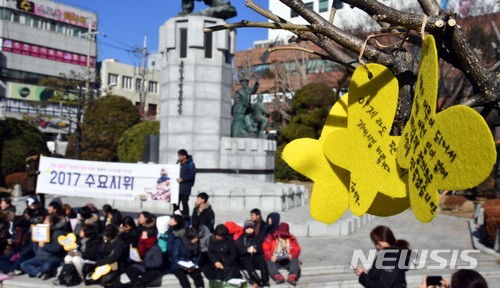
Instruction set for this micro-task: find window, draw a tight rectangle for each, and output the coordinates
[136,79,142,91]
[148,81,158,93]
[204,21,214,59]
[204,31,213,58]
[122,76,132,89]
[319,0,329,12]
[148,104,157,116]
[180,28,187,58]
[108,74,118,86]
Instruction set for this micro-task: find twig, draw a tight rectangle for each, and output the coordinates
[268,46,356,71]
[204,21,314,33]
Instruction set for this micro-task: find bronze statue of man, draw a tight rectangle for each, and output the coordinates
[180,0,236,20]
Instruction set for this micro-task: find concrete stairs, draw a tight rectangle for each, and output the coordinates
[3,260,500,288]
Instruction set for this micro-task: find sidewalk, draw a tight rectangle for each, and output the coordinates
[3,195,499,287]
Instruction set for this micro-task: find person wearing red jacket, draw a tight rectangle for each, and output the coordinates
[262,222,301,286]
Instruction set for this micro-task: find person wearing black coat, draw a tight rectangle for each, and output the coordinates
[264,212,280,237]
[174,149,196,216]
[191,192,215,233]
[85,225,124,286]
[171,227,205,288]
[123,229,163,287]
[236,220,269,287]
[355,226,409,288]
[202,224,239,282]
[250,209,267,242]
[63,223,100,279]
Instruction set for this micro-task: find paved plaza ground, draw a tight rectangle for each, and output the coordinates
[1,195,499,287]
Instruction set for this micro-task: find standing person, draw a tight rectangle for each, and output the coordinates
[355,225,410,288]
[175,149,196,217]
[191,192,215,233]
[25,150,44,207]
[236,220,269,287]
[202,224,239,282]
[263,222,301,286]
[250,209,267,241]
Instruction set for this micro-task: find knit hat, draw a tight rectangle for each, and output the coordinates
[277,222,290,237]
[243,220,255,230]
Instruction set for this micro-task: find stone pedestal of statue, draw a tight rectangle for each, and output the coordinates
[158,15,276,181]
[157,15,306,211]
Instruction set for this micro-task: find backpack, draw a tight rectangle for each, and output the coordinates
[57,263,81,286]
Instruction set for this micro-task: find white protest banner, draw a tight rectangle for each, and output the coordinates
[37,156,180,203]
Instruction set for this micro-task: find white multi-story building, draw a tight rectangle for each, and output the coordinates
[267,0,499,42]
[0,0,98,137]
[100,58,160,120]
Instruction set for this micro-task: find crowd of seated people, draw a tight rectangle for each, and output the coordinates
[0,193,304,288]
[0,192,493,288]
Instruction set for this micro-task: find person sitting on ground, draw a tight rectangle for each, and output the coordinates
[118,216,139,269]
[171,227,205,288]
[236,220,269,287]
[155,215,170,270]
[85,225,123,286]
[138,211,158,237]
[191,223,212,268]
[0,219,33,275]
[191,192,215,233]
[47,201,69,232]
[355,225,410,288]
[420,269,488,288]
[250,208,267,242]
[22,196,47,225]
[20,214,65,280]
[263,222,301,286]
[102,204,123,229]
[73,206,99,236]
[122,229,163,287]
[165,214,185,272]
[202,224,240,282]
[0,198,16,221]
[62,204,77,219]
[264,212,280,237]
[62,223,100,280]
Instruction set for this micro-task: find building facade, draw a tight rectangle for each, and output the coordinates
[0,0,98,139]
[268,0,499,42]
[99,58,160,120]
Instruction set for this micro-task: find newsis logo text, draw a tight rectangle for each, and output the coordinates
[350,249,480,270]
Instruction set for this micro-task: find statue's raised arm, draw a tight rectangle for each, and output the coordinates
[180,0,237,20]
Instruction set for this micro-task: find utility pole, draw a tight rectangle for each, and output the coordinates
[138,34,148,117]
[75,19,98,159]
